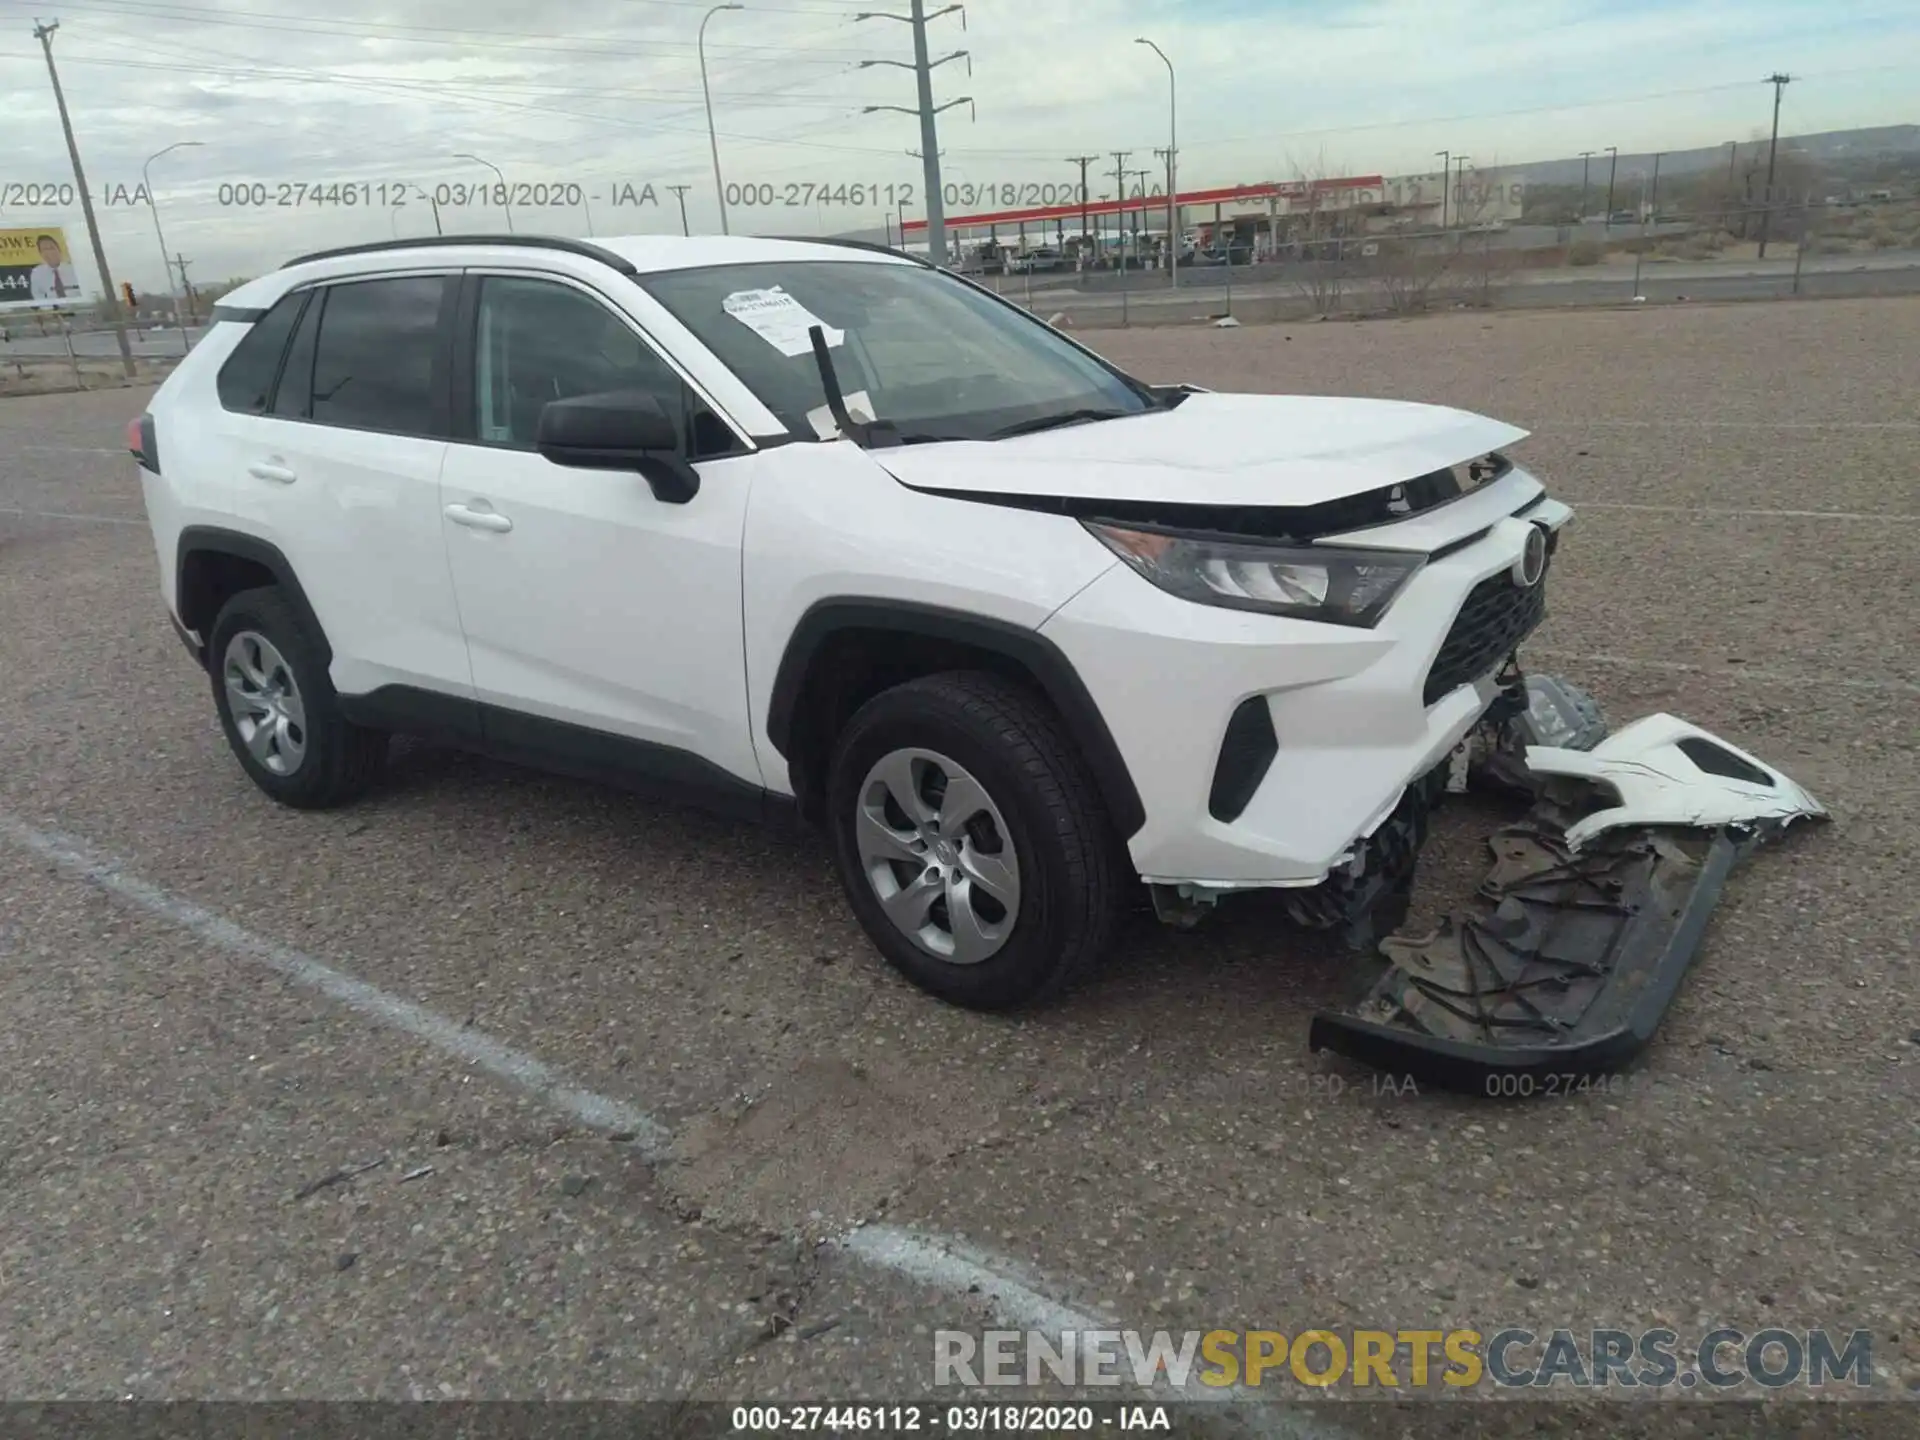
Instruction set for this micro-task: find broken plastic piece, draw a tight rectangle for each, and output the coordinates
[1526,712,1826,850]
[1308,716,1828,1093]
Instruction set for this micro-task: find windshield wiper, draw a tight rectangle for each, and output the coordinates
[985,408,1136,441]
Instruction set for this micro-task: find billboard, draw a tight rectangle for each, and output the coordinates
[0,226,92,312]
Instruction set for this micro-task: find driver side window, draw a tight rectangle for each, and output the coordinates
[472,276,735,457]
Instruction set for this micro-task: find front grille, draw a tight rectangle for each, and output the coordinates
[1423,567,1548,706]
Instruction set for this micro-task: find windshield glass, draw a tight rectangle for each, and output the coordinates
[635,258,1155,442]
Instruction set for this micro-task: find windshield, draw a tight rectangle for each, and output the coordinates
[635,258,1157,443]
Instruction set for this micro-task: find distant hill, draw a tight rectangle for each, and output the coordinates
[1499,126,1920,185]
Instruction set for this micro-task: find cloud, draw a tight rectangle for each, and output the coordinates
[0,0,1912,286]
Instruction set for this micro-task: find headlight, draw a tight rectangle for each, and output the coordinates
[1083,521,1424,628]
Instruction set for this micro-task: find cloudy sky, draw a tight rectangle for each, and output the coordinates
[4,0,1916,292]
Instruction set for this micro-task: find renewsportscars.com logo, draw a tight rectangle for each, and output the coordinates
[934,1327,1878,1391]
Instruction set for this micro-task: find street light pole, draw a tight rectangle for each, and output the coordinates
[1603,145,1619,227]
[1578,150,1595,223]
[1136,37,1176,288]
[700,4,746,235]
[1435,150,1449,228]
[1454,154,1471,224]
[455,152,512,232]
[143,140,202,352]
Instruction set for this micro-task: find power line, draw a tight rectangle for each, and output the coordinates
[0,0,886,62]
[8,41,917,160]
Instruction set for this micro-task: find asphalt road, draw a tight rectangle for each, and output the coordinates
[2,298,1917,1431]
[994,252,1920,322]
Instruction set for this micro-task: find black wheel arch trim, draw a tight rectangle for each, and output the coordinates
[175,526,331,669]
[765,598,1146,839]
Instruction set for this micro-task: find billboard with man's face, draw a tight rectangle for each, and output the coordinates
[0,227,91,311]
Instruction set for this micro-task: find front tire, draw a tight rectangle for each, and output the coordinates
[208,586,387,810]
[825,671,1122,1010]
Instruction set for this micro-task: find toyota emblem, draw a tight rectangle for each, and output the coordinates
[1513,525,1548,589]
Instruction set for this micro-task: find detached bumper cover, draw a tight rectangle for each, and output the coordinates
[1308,714,1827,1093]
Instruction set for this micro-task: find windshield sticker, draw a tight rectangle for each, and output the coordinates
[722,286,844,357]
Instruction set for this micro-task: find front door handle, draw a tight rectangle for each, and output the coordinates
[445,503,513,533]
[248,461,296,484]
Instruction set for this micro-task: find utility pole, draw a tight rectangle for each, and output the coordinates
[1153,149,1175,260]
[1067,155,1098,265]
[1758,72,1793,258]
[1128,167,1151,264]
[1603,145,1619,226]
[1110,150,1130,266]
[1435,150,1450,228]
[33,19,134,378]
[173,252,196,325]
[856,2,971,267]
[667,183,692,236]
[1578,150,1595,224]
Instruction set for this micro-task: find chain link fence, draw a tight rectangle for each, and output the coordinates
[963,196,1920,330]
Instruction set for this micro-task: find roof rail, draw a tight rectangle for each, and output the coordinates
[279,233,639,275]
[766,235,933,268]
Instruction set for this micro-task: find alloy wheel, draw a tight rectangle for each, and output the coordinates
[854,747,1022,964]
[223,630,307,776]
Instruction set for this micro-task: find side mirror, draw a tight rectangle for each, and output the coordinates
[535,390,700,504]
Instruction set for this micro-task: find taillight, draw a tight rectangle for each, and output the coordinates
[127,413,159,473]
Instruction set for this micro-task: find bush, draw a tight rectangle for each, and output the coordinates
[1868,223,1901,249]
[1567,239,1604,266]
[1812,236,1854,255]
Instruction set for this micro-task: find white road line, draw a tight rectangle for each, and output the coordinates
[1562,501,1914,522]
[0,810,1349,1436]
[1556,419,1920,431]
[840,1227,1330,1431]
[12,444,126,456]
[1533,650,1920,696]
[0,506,144,527]
[0,813,673,1159]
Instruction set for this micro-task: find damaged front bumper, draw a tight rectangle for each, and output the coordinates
[1306,696,1828,1093]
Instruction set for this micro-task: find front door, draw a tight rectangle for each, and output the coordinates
[436,271,765,791]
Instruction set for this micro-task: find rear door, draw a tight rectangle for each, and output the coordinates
[225,271,476,705]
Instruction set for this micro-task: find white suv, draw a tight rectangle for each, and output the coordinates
[133,233,1570,1011]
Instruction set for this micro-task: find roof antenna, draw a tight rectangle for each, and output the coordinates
[807,323,895,447]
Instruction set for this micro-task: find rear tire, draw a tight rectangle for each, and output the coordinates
[208,586,387,810]
[825,671,1122,1010]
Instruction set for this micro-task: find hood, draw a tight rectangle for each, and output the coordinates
[871,392,1529,509]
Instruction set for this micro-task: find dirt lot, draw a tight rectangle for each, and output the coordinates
[1,296,1915,1432]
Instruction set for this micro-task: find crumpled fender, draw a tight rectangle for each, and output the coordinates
[1525,713,1828,850]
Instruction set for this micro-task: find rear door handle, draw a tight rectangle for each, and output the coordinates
[445,503,513,533]
[248,461,296,484]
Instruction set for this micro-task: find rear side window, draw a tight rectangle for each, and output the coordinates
[309,275,449,437]
[214,292,305,414]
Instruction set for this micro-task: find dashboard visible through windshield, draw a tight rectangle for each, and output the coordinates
[635,257,1164,443]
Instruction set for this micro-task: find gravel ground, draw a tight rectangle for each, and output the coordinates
[1,297,1915,1432]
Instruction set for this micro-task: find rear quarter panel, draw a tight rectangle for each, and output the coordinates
[140,322,250,627]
